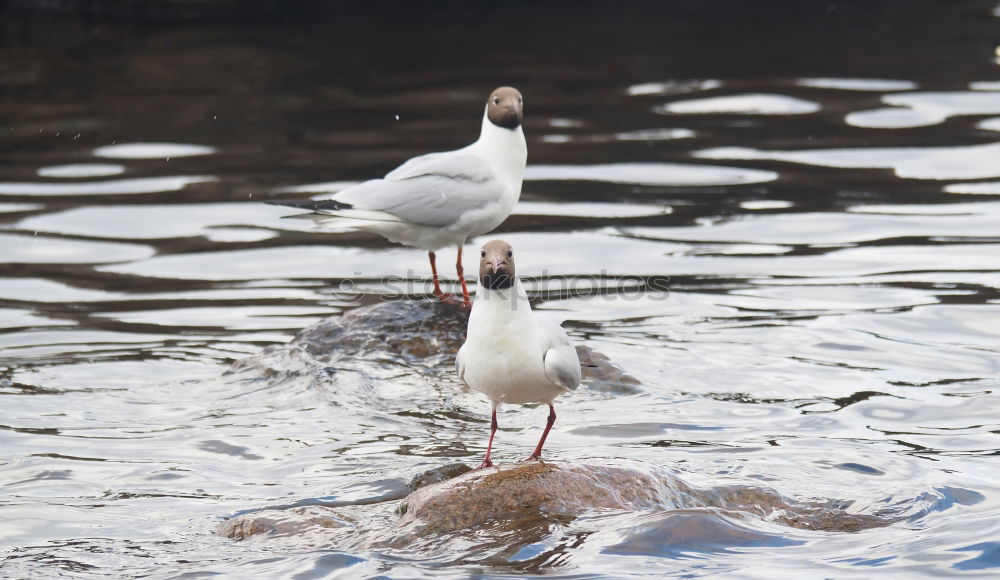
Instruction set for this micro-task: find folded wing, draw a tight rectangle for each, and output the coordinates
[331,151,503,228]
[541,321,581,392]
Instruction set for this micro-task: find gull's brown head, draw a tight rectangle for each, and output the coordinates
[486,87,523,130]
[479,240,516,290]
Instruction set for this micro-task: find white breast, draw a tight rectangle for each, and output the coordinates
[458,280,568,406]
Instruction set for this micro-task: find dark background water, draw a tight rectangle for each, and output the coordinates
[1,1,999,578]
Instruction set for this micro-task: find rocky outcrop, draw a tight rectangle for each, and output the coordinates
[219,460,897,548]
[394,461,684,534]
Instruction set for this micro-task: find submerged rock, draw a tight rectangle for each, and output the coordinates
[577,345,642,393]
[386,460,898,540]
[226,298,640,394]
[219,459,899,551]
[219,505,354,541]
[394,461,686,534]
[405,462,474,491]
[289,299,469,363]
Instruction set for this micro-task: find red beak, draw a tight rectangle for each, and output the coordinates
[489,257,502,273]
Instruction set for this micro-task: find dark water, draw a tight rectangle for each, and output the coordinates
[2,1,1000,577]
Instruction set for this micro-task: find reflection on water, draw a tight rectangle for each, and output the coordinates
[524,162,778,186]
[37,163,125,178]
[796,78,918,91]
[696,142,1000,180]
[656,93,821,115]
[1,1,999,578]
[846,91,1000,128]
[0,175,218,196]
[93,142,217,159]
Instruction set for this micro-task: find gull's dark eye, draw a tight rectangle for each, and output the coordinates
[480,249,486,257]
[506,250,513,258]
[492,96,500,105]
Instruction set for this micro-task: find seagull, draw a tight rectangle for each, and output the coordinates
[456,240,581,468]
[267,87,527,308]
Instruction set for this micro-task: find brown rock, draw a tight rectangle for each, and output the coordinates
[392,461,689,535]
[289,299,469,362]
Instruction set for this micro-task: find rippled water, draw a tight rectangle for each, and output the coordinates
[2,2,999,577]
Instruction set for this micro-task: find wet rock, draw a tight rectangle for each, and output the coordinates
[222,300,475,407]
[227,299,469,377]
[219,505,353,541]
[218,459,901,552]
[577,345,641,393]
[406,462,474,492]
[290,299,469,363]
[226,299,640,395]
[386,461,692,539]
[702,484,901,533]
[218,462,474,546]
[382,460,899,542]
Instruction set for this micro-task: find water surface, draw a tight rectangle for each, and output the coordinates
[1,1,999,578]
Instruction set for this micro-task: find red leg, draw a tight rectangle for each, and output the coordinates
[428,251,458,304]
[527,404,557,461]
[478,408,498,469]
[456,245,472,309]
[428,251,443,296]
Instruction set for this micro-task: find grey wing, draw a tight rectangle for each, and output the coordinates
[541,321,582,392]
[384,150,455,180]
[336,152,503,228]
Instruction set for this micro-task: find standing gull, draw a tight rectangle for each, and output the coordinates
[267,87,527,308]
[456,240,581,468]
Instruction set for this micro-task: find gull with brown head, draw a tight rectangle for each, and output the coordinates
[456,240,582,468]
[268,87,527,308]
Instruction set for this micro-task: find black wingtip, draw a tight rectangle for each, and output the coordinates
[265,199,353,212]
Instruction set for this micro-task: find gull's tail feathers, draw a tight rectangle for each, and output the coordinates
[267,199,404,225]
